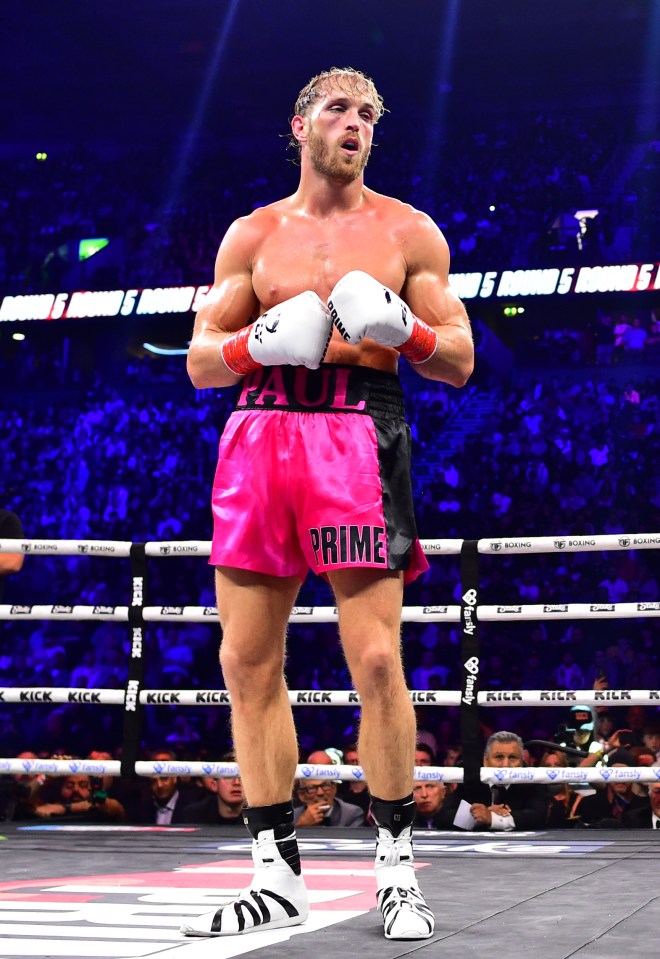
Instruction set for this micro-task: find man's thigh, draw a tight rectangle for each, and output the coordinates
[328,568,404,656]
[215,566,301,653]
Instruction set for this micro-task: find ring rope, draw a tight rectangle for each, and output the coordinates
[2,686,658,707]
[1,758,657,785]
[1,532,659,557]
[1,535,658,789]
[2,602,659,623]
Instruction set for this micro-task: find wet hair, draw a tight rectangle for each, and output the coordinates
[288,66,385,157]
[294,66,385,121]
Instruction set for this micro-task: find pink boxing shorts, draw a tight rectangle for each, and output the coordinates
[209,364,429,584]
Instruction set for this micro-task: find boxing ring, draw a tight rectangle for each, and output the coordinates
[0,533,659,958]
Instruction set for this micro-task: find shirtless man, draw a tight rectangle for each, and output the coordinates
[182,67,473,941]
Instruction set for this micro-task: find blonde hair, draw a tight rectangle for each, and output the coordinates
[294,66,385,120]
[289,67,385,158]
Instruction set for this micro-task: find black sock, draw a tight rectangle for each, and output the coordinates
[370,793,415,837]
[244,801,301,876]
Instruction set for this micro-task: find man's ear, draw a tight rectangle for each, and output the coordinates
[291,114,308,145]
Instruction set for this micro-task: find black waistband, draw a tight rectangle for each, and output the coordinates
[233,364,405,418]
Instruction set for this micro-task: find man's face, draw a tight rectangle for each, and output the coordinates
[217,776,244,807]
[344,749,359,765]
[151,776,178,803]
[61,776,92,802]
[304,80,375,182]
[485,742,523,768]
[413,781,446,816]
[609,764,633,794]
[643,732,660,754]
[296,781,337,807]
[415,749,433,767]
[544,753,564,768]
[648,785,660,815]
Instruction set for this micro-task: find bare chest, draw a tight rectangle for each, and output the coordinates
[251,216,406,310]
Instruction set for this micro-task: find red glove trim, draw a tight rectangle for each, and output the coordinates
[221,326,261,376]
[399,316,438,365]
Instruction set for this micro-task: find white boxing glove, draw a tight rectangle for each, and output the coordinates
[328,270,437,364]
[222,290,332,375]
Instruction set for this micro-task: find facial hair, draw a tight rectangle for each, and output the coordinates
[307,126,370,182]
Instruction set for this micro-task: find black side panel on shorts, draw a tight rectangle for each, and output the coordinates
[371,416,418,572]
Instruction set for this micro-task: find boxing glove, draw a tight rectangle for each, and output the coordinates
[222,291,333,375]
[328,271,437,364]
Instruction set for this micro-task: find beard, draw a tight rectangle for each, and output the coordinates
[307,128,370,182]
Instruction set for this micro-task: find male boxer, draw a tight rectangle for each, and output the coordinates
[182,67,472,941]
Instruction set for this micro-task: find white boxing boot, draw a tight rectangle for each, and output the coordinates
[374,824,435,939]
[181,822,309,936]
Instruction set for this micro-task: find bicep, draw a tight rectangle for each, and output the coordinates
[191,222,260,341]
[401,219,470,335]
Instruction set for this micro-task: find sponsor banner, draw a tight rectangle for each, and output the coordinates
[483,766,660,784]
[145,540,211,557]
[419,539,463,554]
[479,533,660,554]
[403,605,461,622]
[0,539,131,556]
[479,603,660,621]
[449,262,660,300]
[0,605,128,621]
[0,687,124,705]
[479,689,659,706]
[142,605,219,622]
[0,759,121,777]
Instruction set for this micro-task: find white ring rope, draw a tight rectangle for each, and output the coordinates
[2,687,659,707]
[1,533,659,557]
[2,602,659,623]
[1,758,657,785]
[1,534,658,786]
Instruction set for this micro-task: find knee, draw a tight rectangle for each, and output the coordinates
[219,637,284,694]
[349,641,403,697]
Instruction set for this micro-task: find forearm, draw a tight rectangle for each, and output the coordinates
[412,325,474,388]
[187,328,243,390]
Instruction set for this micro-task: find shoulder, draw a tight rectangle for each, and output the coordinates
[367,189,445,237]
[219,199,290,262]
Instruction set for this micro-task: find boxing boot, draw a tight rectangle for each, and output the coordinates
[371,795,435,940]
[181,803,309,936]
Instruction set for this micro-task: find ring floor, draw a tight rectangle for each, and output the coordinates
[0,823,657,959]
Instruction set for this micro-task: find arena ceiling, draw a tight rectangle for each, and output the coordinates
[3,0,657,154]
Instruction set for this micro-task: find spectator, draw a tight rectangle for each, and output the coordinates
[572,749,649,825]
[540,750,581,828]
[181,754,245,825]
[413,780,447,829]
[34,773,125,822]
[293,778,366,828]
[622,780,660,828]
[436,731,547,831]
[130,749,193,824]
[338,742,370,814]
